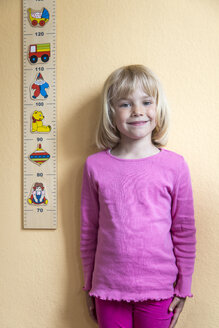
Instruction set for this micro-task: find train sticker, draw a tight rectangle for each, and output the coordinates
[28,43,51,64]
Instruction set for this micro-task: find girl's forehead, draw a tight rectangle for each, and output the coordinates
[117,79,153,94]
[110,77,157,104]
[115,88,153,100]
[128,87,150,97]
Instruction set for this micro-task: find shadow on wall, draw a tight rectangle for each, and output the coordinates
[60,93,101,326]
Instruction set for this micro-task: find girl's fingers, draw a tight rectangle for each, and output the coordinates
[85,293,98,322]
[169,296,180,311]
[169,313,180,328]
[169,308,181,328]
[88,300,98,322]
[89,308,98,323]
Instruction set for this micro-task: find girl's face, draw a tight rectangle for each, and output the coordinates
[112,86,157,141]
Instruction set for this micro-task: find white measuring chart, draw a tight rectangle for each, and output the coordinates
[23,0,57,229]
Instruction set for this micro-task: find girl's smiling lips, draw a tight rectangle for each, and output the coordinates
[127,120,149,125]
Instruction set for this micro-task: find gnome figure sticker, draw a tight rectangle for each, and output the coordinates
[30,73,49,100]
[28,182,48,205]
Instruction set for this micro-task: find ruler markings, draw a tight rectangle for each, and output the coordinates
[23,0,57,229]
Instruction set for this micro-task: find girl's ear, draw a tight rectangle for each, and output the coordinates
[112,115,117,130]
[153,115,159,132]
[109,105,116,122]
[155,108,159,125]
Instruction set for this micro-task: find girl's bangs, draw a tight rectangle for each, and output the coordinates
[109,73,157,105]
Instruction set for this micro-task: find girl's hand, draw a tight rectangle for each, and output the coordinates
[85,291,98,323]
[168,296,186,328]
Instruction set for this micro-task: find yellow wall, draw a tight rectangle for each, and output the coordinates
[1,0,218,327]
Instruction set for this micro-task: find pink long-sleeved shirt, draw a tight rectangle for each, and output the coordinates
[80,147,197,302]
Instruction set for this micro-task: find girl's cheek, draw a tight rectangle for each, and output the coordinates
[118,112,128,121]
[148,108,156,118]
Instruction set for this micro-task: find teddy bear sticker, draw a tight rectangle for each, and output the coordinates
[31,111,51,133]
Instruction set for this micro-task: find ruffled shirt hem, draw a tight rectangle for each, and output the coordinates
[88,289,176,303]
[83,286,194,301]
[174,292,193,298]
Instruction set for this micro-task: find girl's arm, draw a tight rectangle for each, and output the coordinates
[80,159,99,292]
[171,157,197,298]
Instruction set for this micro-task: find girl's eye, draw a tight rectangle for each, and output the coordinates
[118,101,152,107]
[119,103,130,108]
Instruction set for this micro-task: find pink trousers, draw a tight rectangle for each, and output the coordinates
[95,296,174,328]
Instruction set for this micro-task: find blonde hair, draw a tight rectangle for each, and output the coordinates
[95,64,170,150]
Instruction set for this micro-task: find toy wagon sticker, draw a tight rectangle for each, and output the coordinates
[27,182,48,205]
[28,43,51,64]
[31,110,52,133]
[27,8,50,27]
[29,143,51,166]
[30,73,49,100]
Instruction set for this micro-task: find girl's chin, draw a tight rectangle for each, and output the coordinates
[120,132,153,140]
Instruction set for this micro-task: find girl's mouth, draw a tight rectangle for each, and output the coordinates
[128,121,149,126]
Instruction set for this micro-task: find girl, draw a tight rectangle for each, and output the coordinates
[80,65,196,328]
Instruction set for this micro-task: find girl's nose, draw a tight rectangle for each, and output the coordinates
[131,105,144,116]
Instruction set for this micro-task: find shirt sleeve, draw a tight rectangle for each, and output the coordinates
[171,157,197,298]
[80,159,99,292]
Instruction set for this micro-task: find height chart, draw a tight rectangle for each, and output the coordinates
[23,0,57,229]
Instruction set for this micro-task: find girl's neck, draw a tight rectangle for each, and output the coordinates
[111,143,160,159]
